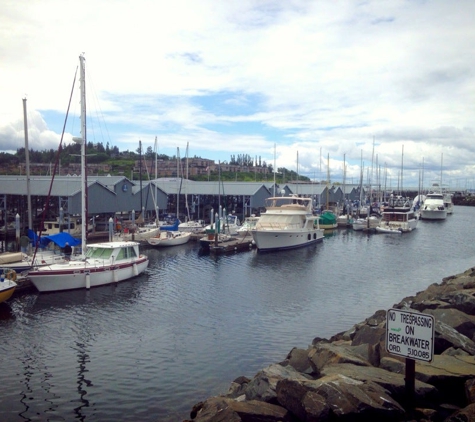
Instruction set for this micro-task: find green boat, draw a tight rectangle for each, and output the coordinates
[318,211,338,229]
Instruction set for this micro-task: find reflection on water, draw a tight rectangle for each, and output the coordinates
[1,207,475,421]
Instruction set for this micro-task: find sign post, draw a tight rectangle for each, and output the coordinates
[386,308,435,415]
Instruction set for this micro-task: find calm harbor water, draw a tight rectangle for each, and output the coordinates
[1,206,475,421]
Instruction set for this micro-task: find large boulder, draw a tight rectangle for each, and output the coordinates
[321,363,439,407]
[424,308,475,339]
[280,346,314,375]
[381,354,475,407]
[190,397,294,422]
[433,319,475,355]
[276,373,405,421]
[308,342,371,375]
[243,363,309,403]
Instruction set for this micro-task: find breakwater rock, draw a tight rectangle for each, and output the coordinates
[185,267,475,421]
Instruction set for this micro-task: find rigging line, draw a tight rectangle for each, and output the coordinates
[34,65,79,260]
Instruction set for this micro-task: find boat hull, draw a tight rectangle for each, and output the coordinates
[376,219,418,233]
[28,257,149,292]
[251,229,324,251]
[420,209,447,220]
[0,280,17,303]
[119,226,161,241]
[352,216,380,231]
[147,232,191,247]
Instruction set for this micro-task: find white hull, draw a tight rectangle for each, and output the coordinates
[375,226,402,234]
[376,218,418,233]
[115,226,161,241]
[352,216,380,231]
[147,231,191,247]
[178,221,205,233]
[251,229,324,251]
[420,209,447,220]
[28,255,149,292]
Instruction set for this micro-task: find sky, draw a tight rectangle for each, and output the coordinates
[1,0,474,190]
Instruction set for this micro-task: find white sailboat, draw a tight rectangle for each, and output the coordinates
[28,54,149,293]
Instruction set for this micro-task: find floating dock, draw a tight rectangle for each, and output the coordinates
[209,236,255,255]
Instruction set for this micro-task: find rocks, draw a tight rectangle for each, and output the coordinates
[187,268,475,421]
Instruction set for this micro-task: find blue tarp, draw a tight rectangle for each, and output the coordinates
[28,229,81,249]
[160,219,180,232]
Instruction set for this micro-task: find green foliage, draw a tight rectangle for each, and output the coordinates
[4,142,310,182]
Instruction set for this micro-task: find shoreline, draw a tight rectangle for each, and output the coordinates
[186,266,475,421]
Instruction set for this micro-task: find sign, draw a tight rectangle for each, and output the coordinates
[386,308,435,362]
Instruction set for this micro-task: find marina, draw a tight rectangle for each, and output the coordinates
[0,205,474,421]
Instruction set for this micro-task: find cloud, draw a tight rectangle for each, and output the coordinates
[1,0,474,189]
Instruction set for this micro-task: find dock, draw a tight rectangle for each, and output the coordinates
[209,235,255,255]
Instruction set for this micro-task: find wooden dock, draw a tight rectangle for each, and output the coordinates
[209,235,255,255]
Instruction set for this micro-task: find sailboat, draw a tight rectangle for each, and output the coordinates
[27,55,149,293]
[319,154,337,230]
[147,147,191,247]
[178,143,205,233]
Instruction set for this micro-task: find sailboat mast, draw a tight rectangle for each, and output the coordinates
[401,144,404,195]
[79,54,87,251]
[296,151,299,195]
[273,143,276,197]
[22,97,33,231]
[440,153,443,191]
[139,140,143,213]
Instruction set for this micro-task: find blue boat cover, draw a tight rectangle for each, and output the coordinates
[160,219,180,232]
[28,229,81,248]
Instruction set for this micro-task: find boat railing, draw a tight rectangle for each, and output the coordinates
[256,222,302,230]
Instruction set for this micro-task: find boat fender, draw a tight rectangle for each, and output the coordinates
[4,268,17,281]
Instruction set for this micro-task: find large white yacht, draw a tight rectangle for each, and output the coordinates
[251,195,324,251]
[376,195,418,233]
[420,187,447,220]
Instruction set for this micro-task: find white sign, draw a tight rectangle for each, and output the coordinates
[386,308,435,362]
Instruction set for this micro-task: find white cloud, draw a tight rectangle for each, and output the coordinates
[1,0,474,189]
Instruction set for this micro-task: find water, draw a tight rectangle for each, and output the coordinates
[1,207,475,421]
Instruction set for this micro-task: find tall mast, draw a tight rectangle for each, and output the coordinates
[139,140,143,213]
[401,144,404,195]
[22,97,33,231]
[440,153,443,191]
[75,54,88,251]
[273,143,276,197]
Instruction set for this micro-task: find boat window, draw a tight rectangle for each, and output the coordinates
[128,247,137,258]
[116,248,125,260]
[86,247,113,259]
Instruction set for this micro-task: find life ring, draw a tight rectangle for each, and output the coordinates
[3,268,17,282]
